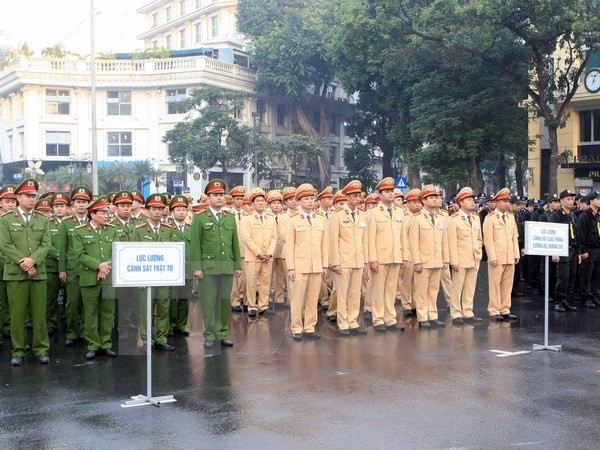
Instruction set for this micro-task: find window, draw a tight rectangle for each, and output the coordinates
[233,52,249,67]
[45,89,70,114]
[312,110,320,131]
[329,115,338,135]
[152,13,158,28]
[165,6,171,21]
[276,104,287,126]
[580,110,600,143]
[211,15,218,37]
[46,131,71,157]
[167,88,187,114]
[165,35,172,49]
[107,132,132,157]
[107,91,132,116]
[179,29,186,48]
[152,40,158,49]
[180,0,186,15]
[327,85,336,99]
[194,23,202,43]
[330,146,337,167]
[255,100,265,124]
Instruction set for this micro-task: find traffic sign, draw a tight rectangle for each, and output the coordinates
[395,177,408,189]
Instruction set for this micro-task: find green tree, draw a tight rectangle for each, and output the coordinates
[342,142,378,191]
[41,44,66,58]
[237,0,336,188]
[164,86,263,188]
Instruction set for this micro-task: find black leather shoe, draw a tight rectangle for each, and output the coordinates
[403,309,414,317]
[339,329,350,337]
[231,306,243,313]
[563,300,577,311]
[387,323,405,331]
[349,327,367,335]
[502,313,518,321]
[464,316,483,322]
[418,321,431,328]
[168,329,175,337]
[47,327,57,335]
[374,324,386,332]
[10,355,23,366]
[553,303,566,312]
[593,297,600,307]
[363,311,372,322]
[103,348,117,357]
[175,329,190,336]
[303,332,321,340]
[64,338,75,347]
[327,315,337,322]
[431,319,446,327]
[452,317,464,325]
[583,299,596,309]
[490,314,504,321]
[248,309,257,317]
[2,329,10,338]
[37,355,50,364]
[86,350,96,360]
[155,343,175,351]
[203,340,214,348]
[292,333,303,341]
[220,339,234,347]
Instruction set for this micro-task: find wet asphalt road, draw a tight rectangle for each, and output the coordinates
[1,266,600,449]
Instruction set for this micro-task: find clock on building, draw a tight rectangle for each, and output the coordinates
[584,68,600,93]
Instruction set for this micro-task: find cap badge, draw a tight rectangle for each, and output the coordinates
[27,181,34,187]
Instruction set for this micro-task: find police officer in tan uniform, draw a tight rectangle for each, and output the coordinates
[483,188,520,321]
[228,186,247,312]
[446,187,483,325]
[366,177,405,332]
[329,180,368,336]
[399,189,421,317]
[240,187,277,318]
[267,190,288,308]
[408,185,449,328]
[327,190,348,322]
[286,184,328,341]
[316,187,334,311]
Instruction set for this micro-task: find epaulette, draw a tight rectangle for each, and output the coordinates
[289,211,299,217]
[75,223,87,229]
[1,210,12,217]
[243,211,252,216]
[136,223,147,229]
[106,223,115,227]
[63,215,74,221]
[451,212,459,218]
[315,210,324,216]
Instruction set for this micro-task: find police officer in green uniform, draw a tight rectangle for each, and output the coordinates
[0,184,17,340]
[73,196,118,360]
[132,194,175,351]
[0,179,51,366]
[169,195,192,336]
[190,179,242,348]
[130,190,146,223]
[47,192,70,335]
[60,186,92,346]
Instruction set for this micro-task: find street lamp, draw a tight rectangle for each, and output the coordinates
[68,153,93,185]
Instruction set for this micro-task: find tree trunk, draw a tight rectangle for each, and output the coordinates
[381,144,395,179]
[404,143,421,189]
[291,102,330,189]
[471,151,484,194]
[497,153,506,190]
[514,156,524,198]
[547,124,559,195]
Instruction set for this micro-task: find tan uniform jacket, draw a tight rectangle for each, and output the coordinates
[483,210,519,264]
[240,212,277,261]
[232,208,246,257]
[401,212,417,262]
[366,202,404,264]
[285,210,328,273]
[408,209,449,268]
[329,205,368,269]
[273,213,288,259]
[446,210,482,268]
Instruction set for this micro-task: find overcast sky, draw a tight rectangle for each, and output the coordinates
[0,0,148,54]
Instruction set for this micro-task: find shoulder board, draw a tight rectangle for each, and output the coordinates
[136,223,147,229]
[105,223,115,227]
[1,211,12,217]
[75,224,87,229]
[451,212,459,218]
[243,212,252,216]
[63,215,74,220]
[290,211,300,217]
[315,210,324,216]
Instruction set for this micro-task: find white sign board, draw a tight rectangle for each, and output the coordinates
[525,222,569,257]
[112,242,186,287]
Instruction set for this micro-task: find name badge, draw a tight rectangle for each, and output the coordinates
[342,220,350,224]
[205,223,215,229]
[11,223,22,227]
[395,216,402,222]
[358,221,367,228]
[436,222,445,230]
[84,235,94,239]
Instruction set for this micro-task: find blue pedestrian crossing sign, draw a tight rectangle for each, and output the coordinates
[395,177,408,189]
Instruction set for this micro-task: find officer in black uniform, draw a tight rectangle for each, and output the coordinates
[577,191,600,308]
[551,190,580,312]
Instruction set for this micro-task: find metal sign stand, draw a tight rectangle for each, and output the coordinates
[121,287,177,407]
[532,256,561,352]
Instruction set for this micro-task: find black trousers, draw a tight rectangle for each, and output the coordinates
[580,248,600,300]
[555,251,578,302]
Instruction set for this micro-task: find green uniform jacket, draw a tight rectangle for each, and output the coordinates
[190,209,242,275]
[73,223,117,289]
[171,221,192,279]
[109,217,136,242]
[131,220,174,243]
[0,211,11,279]
[59,215,88,274]
[46,217,61,273]
[0,210,51,281]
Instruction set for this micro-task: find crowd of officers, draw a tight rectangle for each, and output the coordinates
[0,175,598,366]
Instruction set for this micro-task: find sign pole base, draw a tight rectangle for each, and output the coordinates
[122,394,177,408]
[532,344,561,352]
[532,256,562,353]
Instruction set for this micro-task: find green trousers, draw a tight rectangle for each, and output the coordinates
[8,280,49,357]
[0,280,9,336]
[139,287,170,345]
[81,285,115,351]
[46,272,61,329]
[169,279,192,332]
[200,274,233,341]
[65,273,84,340]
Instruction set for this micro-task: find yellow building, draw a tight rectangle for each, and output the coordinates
[528,51,600,198]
